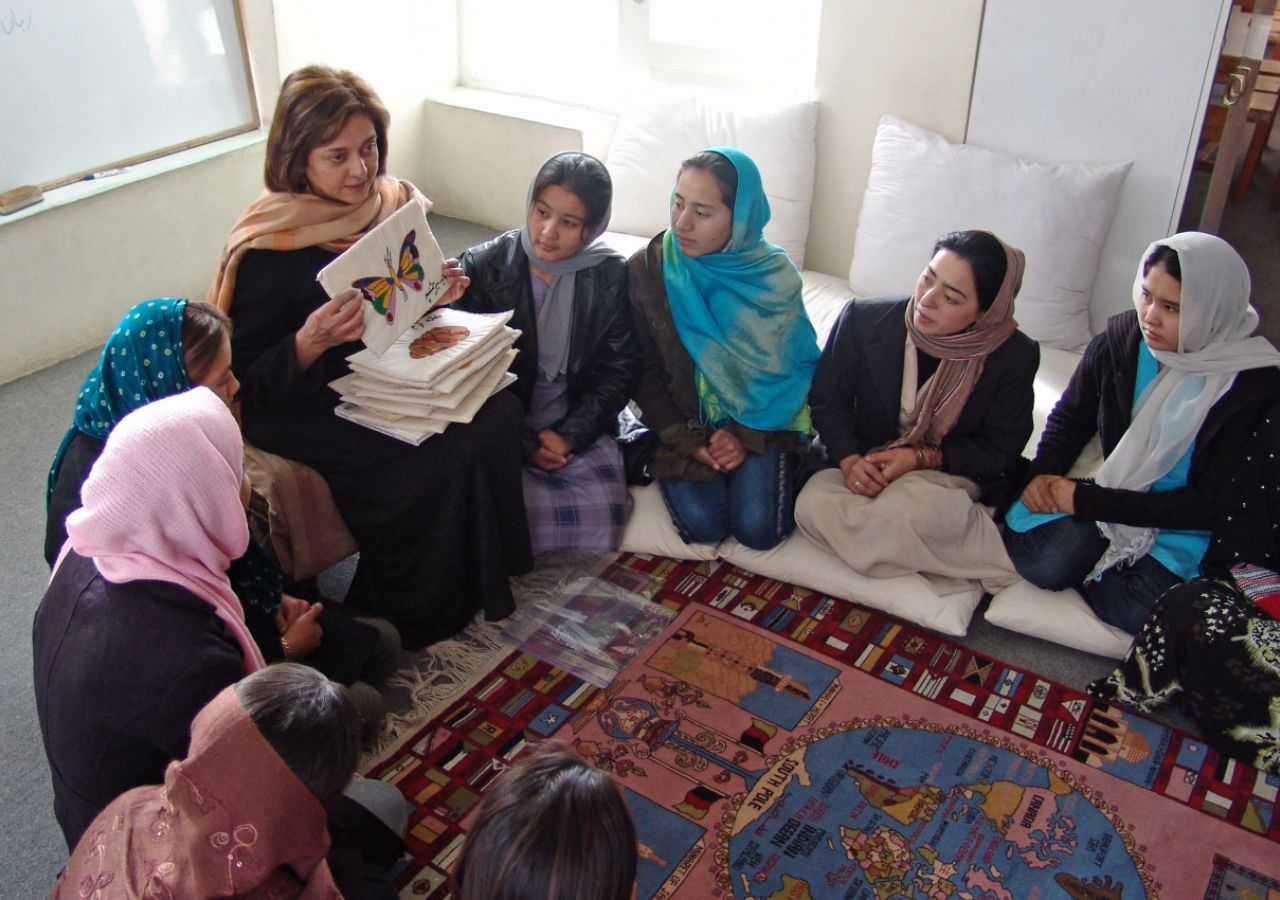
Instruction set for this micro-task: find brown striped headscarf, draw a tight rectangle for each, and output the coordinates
[880,232,1025,452]
[206,174,426,313]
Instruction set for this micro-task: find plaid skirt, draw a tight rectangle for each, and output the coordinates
[523,434,631,555]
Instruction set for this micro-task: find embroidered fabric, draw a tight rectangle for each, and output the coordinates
[52,687,340,900]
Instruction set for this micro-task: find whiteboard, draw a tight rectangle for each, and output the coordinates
[0,0,258,191]
[967,0,1227,334]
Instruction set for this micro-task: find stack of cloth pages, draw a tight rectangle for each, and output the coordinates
[329,306,520,445]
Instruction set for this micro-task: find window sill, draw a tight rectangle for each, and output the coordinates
[424,87,617,133]
[0,130,267,227]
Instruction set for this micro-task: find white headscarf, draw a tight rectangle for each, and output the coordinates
[1090,232,1280,578]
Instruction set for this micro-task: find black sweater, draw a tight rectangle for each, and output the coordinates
[1028,309,1280,530]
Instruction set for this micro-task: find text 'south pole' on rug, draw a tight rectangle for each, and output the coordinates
[368,554,1280,900]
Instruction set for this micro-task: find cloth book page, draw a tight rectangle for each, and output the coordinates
[316,198,449,356]
[345,308,515,384]
[332,348,517,418]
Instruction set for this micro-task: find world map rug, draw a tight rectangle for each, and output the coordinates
[366,554,1280,900]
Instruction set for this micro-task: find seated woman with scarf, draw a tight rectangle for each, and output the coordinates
[1088,406,1280,775]
[54,664,407,900]
[35,388,264,851]
[43,297,399,693]
[456,152,640,555]
[627,148,820,551]
[795,230,1038,592]
[208,65,532,649]
[1002,233,1280,634]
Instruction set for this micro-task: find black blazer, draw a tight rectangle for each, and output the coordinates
[459,230,641,458]
[809,296,1040,507]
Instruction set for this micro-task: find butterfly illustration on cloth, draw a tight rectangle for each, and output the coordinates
[351,230,425,325]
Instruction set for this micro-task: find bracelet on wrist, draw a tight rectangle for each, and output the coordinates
[280,636,293,661]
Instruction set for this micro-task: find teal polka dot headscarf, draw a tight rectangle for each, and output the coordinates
[47,298,191,502]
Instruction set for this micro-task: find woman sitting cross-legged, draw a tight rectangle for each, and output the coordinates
[53,664,407,900]
[1003,233,1280,634]
[1088,407,1280,775]
[44,297,399,692]
[457,152,640,555]
[627,147,820,551]
[795,230,1038,591]
[209,65,532,649]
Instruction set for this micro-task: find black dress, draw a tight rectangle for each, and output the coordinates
[229,246,533,650]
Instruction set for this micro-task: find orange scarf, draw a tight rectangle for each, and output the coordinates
[206,175,428,312]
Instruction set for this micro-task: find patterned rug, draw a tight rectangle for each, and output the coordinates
[367,554,1280,900]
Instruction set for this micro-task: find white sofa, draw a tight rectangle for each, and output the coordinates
[601,91,1134,656]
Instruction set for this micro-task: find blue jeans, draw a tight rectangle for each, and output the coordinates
[659,446,795,551]
[1004,515,1183,634]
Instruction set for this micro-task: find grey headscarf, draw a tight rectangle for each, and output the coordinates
[519,152,616,382]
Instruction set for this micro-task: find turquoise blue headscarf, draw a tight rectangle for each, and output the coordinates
[47,297,191,502]
[662,147,819,433]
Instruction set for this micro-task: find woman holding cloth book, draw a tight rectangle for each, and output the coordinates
[209,65,532,649]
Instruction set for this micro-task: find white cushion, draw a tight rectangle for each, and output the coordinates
[600,231,649,260]
[848,115,1130,353]
[605,83,818,268]
[985,580,1134,659]
[1026,344,1104,475]
[718,532,984,637]
[800,269,856,349]
[619,482,720,561]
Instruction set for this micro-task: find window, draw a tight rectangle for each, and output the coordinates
[460,0,622,108]
[459,0,820,109]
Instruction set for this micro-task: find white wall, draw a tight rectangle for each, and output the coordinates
[272,0,459,191]
[422,90,617,229]
[0,0,279,385]
[805,0,985,279]
[420,0,987,280]
[0,0,994,383]
[0,144,269,384]
[0,0,458,385]
[966,0,1227,332]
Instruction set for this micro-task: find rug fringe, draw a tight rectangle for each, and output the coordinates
[363,551,617,768]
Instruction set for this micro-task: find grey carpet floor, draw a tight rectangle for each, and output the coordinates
[4,171,1277,895]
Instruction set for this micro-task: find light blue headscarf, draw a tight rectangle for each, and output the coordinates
[47,297,191,502]
[662,147,819,433]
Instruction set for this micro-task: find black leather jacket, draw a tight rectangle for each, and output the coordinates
[458,230,641,458]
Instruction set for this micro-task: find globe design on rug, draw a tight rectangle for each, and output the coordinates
[724,725,1142,900]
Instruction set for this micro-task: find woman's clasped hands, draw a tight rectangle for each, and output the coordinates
[839,447,920,496]
[275,594,323,660]
[1019,473,1078,515]
[693,429,747,474]
[529,429,575,472]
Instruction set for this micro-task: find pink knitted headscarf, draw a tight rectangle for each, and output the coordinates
[64,387,265,673]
